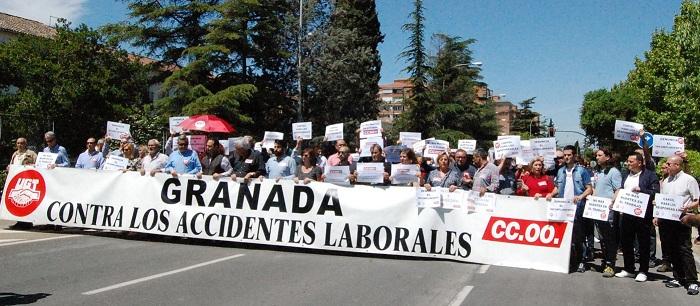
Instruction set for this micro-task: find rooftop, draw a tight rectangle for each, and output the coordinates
[0,12,56,38]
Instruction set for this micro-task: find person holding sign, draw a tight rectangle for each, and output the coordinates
[294,148,323,184]
[555,145,593,273]
[356,144,390,185]
[613,152,659,282]
[43,131,69,168]
[424,153,460,192]
[327,139,353,166]
[163,135,202,177]
[453,149,476,190]
[590,148,622,277]
[389,148,422,186]
[517,158,557,200]
[655,155,699,295]
[321,146,356,184]
[75,137,104,169]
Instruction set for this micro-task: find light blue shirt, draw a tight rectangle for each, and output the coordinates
[164,149,202,174]
[44,145,70,167]
[75,150,104,169]
[265,155,297,179]
[592,167,622,199]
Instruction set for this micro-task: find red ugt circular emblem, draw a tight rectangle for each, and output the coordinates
[4,170,46,217]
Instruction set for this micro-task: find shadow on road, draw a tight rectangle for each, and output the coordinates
[0,292,51,305]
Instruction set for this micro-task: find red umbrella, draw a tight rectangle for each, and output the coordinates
[178,115,236,133]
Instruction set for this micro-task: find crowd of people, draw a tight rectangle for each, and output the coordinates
[5,129,700,295]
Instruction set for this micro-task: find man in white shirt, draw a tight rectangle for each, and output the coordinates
[140,139,168,176]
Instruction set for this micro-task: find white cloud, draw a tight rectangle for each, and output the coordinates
[0,0,87,25]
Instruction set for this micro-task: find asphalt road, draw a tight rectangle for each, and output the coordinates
[0,220,698,306]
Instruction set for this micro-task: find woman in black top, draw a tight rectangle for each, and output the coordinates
[294,148,323,184]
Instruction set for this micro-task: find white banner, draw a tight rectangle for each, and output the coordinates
[292,122,313,140]
[169,116,188,134]
[651,135,685,158]
[457,140,477,154]
[653,193,685,221]
[440,188,467,210]
[583,196,612,221]
[359,120,382,139]
[613,189,650,218]
[1,166,573,273]
[106,121,131,140]
[35,152,58,169]
[614,120,643,143]
[400,132,421,148]
[325,123,344,142]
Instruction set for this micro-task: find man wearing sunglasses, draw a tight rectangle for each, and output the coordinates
[75,137,104,169]
[163,135,202,177]
[43,131,70,168]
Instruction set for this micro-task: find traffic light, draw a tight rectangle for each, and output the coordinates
[547,119,555,137]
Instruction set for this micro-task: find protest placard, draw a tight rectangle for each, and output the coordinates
[356,162,385,184]
[359,120,382,139]
[458,139,477,154]
[390,164,419,185]
[516,140,534,165]
[547,198,576,222]
[613,189,650,218]
[423,141,449,160]
[169,116,188,134]
[324,166,351,186]
[416,188,441,208]
[441,188,467,210]
[400,132,421,147]
[583,196,612,221]
[467,191,496,213]
[262,131,284,149]
[359,137,384,157]
[35,152,58,169]
[188,135,207,153]
[614,120,643,142]
[651,135,685,157]
[325,123,344,141]
[653,193,685,221]
[292,122,313,140]
[493,137,521,159]
[106,121,131,140]
[530,137,556,157]
[103,155,129,171]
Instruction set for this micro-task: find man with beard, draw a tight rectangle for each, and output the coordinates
[198,139,232,180]
[265,140,296,181]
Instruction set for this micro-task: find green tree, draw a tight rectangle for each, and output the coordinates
[579,84,640,151]
[0,22,150,158]
[511,97,540,137]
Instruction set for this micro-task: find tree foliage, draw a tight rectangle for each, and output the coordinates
[511,97,540,137]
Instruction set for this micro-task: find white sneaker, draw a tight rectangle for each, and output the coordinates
[615,271,634,278]
[635,273,647,282]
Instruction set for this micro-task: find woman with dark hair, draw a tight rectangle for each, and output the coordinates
[356,144,390,185]
[389,148,422,186]
[517,158,557,199]
[591,147,623,277]
[424,153,461,191]
[295,147,323,184]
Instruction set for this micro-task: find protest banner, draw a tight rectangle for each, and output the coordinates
[35,152,58,169]
[613,189,650,218]
[651,135,685,157]
[547,198,576,222]
[355,162,385,184]
[390,164,419,185]
[359,120,382,139]
[292,122,313,140]
[614,120,643,142]
[653,193,685,221]
[583,196,612,221]
[188,135,207,153]
[400,132,421,147]
[169,116,188,134]
[412,140,426,157]
[106,121,131,140]
[103,155,129,171]
[325,123,344,141]
[457,140,477,154]
[1,166,573,273]
[493,137,521,159]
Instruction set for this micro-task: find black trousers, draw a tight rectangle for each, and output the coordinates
[620,213,652,273]
[658,219,698,283]
[571,203,593,268]
[596,211,619,266]
[658,221,673,264]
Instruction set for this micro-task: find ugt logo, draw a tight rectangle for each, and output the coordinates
[4,170,46,217]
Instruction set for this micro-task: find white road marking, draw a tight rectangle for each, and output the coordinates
[477,264,490,274]
[82,254,246,295]
[0,235,79,246]
[448,285,474,306]
[0,239,24,244]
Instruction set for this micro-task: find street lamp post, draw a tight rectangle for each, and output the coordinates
[297,0,303,122]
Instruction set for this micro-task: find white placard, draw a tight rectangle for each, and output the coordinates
[467,191,496,213]
[653,193,686,221]
[547,198,576,222]
[188,135,207,153]
[103,155,129,171]
[391,164,419,185]
[583,196,612,221]
[441,188,467,210]
[530,137,556,157]
[324,166,351,186]
[325,123,344,141]
[493,137,522,159]
[613,189,650,218]
[35,152,58,169]
[457,140,477,154]
[227,137,240,155]
[416,188,441,208]
[292,122,313,140]
[169,116,188,134]
[400,132,421,148]
[262,131,284,149]
[614,120,643,143]
[359,137,384,157]
[356,162,385,184]
[218,140,230,156]
[106,121,131,140]
[412,140,426,156]
[359,120,382,139]
[516,140,534,165]
[423,142,449,160]
[651,135,685,157]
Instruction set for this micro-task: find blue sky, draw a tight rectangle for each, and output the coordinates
[0,0,684,145]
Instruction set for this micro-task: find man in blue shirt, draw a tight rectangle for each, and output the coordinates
[43,131,70,168]
[75,137,104,169]
[556,145,593,273]
[164,135,202,176]
[265,140,296,181]
[591,148,622,277]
